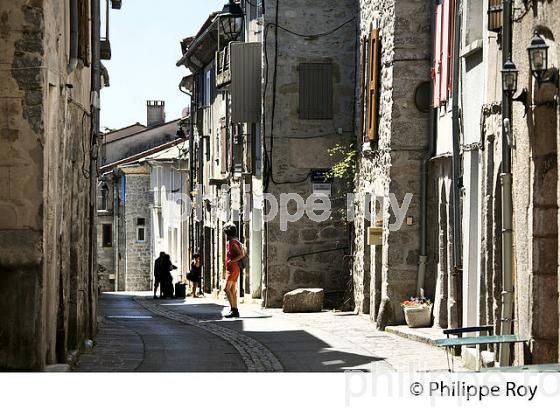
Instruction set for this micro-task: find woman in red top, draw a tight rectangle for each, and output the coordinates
[223,223,244,318]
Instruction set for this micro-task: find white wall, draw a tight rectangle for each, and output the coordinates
[151,163,187,283]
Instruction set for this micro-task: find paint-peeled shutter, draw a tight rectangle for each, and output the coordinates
[440,0,453,103]
[432,2,443,107]
[367,29,380,141]
[299,63,333,120]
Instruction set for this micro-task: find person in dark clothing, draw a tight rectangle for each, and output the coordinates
[153,252,166,299]
[187,253,202,298]
[160,253,177,299]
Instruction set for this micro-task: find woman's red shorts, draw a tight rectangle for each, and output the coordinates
[226,262,240,283]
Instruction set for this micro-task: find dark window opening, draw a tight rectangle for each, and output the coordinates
[99,184,109,211]
[102,224,112,247]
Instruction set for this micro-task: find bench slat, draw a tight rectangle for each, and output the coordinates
[435,335,528,347]
[443,325,493,336]
[482,363,560,372]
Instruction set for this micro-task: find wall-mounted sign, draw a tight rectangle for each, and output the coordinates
[311,169,333,184]
[311,169,332,196]
[312,183,332,196]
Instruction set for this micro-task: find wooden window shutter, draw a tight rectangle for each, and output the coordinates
[360,36,367,141]
[299,63,333,120]
[366,28,380,141]
[488,0,503,33]
[432,1,443,107]
[440,0,454,103]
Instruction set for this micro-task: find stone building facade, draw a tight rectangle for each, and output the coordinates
[426,1,507,365]
[179,0,357,308]
[423,0,560,367]
[0,0,100,370]
[351,0,431,325]
[261,0,357,307]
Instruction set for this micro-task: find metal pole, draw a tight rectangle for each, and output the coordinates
[499,0,514,367]
[450,0,464,329]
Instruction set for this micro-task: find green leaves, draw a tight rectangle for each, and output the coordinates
[327,143,357,182]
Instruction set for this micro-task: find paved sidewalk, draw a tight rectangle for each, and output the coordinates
[140,292,465,372]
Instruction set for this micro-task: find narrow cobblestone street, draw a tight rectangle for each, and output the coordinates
[75,293,463,372]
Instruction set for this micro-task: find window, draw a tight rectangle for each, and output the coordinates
[157,212,164,238]
[299,63,333,120]
[204,62,216,106]
[195,71,204,108]
[247,0,263,20]
[102,224,112,247]
[98,184,109,211]
[136,218,146,243]
[220,122,228,174]
[232,124,244,174]
[366,29,381,141]
[432,0,455,107]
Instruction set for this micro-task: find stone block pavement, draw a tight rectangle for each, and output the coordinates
[75,292,466,372]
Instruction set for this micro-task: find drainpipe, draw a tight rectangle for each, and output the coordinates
[89,0,101,335]
[499,0,514,367]
[450,0,464,328]
[417,0,438,297]
[67,0,79,73]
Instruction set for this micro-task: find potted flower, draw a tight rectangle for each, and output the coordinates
[401,297,432,328]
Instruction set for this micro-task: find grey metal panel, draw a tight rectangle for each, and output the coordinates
[299,63,333,120]
[231,42,262,123]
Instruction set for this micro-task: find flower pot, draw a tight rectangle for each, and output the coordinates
[403,305,432,328]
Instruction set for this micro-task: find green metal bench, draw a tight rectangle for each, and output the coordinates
[434,325,528,371]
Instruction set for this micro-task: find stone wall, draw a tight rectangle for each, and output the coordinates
[262,0,358,307]
[123,172,153,291]
[0,0,96,369]
[352,0,431,325]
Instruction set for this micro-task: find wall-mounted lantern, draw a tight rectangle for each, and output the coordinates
[218,0,244,44]
[527,31,548,81]
[502,60,518,94]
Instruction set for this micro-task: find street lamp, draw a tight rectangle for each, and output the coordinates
[527,31,548,81]
[218,0,244,43]
[502,60,518,94]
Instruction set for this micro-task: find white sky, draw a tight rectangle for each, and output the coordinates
[100,0,223,131]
